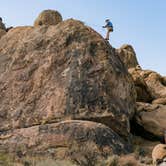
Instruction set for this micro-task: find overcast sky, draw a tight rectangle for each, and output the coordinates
[0,0,166,75]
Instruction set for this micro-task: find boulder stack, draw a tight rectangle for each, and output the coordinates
[117,43,166,141]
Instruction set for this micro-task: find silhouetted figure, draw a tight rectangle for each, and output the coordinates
[102,19,113,40]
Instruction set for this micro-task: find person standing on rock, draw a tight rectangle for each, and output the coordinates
[102,19,113,40]
[0,17,6,31]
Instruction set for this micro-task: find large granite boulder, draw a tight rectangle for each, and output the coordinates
[128,68,153,103]
[139,70,166,99]
[135,102,166,138]
[0,120,130,157]
[116,44,139,69]
[0,19,136,140]
[152,98,166,105]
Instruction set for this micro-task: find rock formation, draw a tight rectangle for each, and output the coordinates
[34,10,63,26]
[130,72,166,140]
[118,44,166,142]
[0,11,136,160]
[152,144,166,165]
[128,68,153,102]
[139,70,166,99]
[135,102,166,137]
[0,9,165,165]
[0,120,129,156]
[116,44,139,69]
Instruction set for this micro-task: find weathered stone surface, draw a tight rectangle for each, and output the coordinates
[34,10,62,26]
[139,70,166,99]
[135,102,166,137]
[116,44,139,69]
[152,98,166,105]
[0,120,130,156]
[128,68,153,102]
[0,19,136,139]
[152,144,166,165]
[0,29,6,39]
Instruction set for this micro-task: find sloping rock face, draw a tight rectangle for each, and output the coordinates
[34,10,62,26]
[118,44,166,144]
[116,45,152,103]
[128,68,153,103]
[135,102,166,137]
[139,70,166,99]
[0,18,136,155]
[116,44,139,69]
[0,120,129,156]
[128,69,166,140]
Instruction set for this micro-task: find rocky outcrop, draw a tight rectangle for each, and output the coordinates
[152,144,166,165]
[0,15,136,156]
[128,65,166,139]
[116,44,139,69]
[116,45,154,103]
[135,102,166,138]
[0,120,130,156]
[1,9,165,164]
[34,10,63,26]
[152,98,166,105]
[128,68,153,102]
[139,70,166,99]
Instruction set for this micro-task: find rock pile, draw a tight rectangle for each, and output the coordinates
[117,45,166,139]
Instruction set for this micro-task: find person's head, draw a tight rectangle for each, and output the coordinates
[0,17,2,22]
[105,19,110,23]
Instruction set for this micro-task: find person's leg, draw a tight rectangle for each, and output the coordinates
[105,30,110,40]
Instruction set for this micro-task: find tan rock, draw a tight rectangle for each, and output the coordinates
[0,19,136,140]
[152,144,166,165]
[0,120,130,156]
[116,44,139,69]
[119,154,141,166]
[128,68,153,102]
[135,102,166,137]
[34,10,62,26]
[139,70,166,99]
[152,98,166,105]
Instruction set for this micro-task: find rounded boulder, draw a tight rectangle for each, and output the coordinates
[34,10,63,26]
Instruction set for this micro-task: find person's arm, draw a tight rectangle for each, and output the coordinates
[102,23,108,28]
